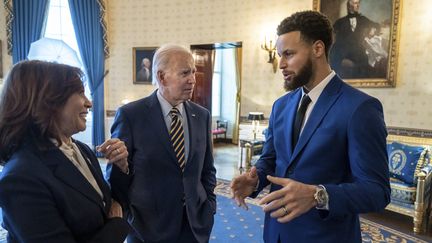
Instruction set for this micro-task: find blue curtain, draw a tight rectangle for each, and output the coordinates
[69,0,106,154]
[11,0,49,63]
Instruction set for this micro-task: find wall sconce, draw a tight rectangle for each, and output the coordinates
[248,112,265,140]
[261,36,277,73]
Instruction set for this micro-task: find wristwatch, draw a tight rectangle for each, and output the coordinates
[314,185,329,210]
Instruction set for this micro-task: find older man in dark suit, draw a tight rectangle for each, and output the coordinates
[106,44,216,243]
[330,0,380,78]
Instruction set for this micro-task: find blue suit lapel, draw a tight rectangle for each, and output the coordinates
[184,102,198,166]
[42,148,106,211]
[146,92,179,164]
[290,77,343,163]
[75,141,111,210]
[284,90,302,158]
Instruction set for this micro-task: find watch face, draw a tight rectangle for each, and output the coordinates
[315,187,328,207]
[318,191,325,202]
[317,191,323,202]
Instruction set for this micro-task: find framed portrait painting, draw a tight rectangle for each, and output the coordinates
[133,47,157,84]
[0,40,3,79]
[313,0,401,87]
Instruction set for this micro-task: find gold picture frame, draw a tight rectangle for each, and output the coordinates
[133,47,157,84]
[0,39,3,79]
[313,0,401,87]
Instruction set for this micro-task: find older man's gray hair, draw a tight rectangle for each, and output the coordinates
[152,44,193,86]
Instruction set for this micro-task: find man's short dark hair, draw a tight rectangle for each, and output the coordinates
[277,10,333,58]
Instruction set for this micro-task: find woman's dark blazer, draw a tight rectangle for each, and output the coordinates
[0,138,129,243]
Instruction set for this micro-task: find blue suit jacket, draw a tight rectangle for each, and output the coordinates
[106,91,216,243]
[254,76,390,243]
[0,137,129,243]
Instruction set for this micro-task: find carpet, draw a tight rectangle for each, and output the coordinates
[0,208,5,243]
[212,179,428,243]
[0,166,4,243]
[0,180,428,243]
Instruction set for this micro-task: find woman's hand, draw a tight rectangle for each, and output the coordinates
[96,138,129,174]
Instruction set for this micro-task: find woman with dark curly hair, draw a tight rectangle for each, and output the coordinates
[0,60,130,243]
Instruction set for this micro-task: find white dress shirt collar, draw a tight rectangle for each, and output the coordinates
[301,70,336,104]
[298,70,336,134]
[157,90,185,119]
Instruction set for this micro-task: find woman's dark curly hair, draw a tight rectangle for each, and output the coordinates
[0,60,84,164]
[277,10,333,59]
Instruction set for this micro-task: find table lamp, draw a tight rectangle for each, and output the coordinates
[248,112,265,140]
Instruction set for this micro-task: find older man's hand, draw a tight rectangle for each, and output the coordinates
[97,138,129,174]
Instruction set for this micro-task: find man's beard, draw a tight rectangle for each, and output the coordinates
[284,58,313,91]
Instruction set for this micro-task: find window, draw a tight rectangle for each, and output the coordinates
[212,48,237,120]
[44,0,78,52]
[212,50,222,117]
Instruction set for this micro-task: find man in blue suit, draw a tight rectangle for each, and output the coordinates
[231,11,390,243]
[106,44,216,243]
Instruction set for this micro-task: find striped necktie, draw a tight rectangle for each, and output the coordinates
[170,107,186,171]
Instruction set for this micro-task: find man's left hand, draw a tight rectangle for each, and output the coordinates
[259,175,317,223]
